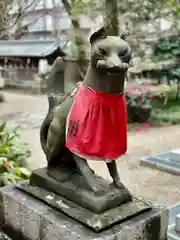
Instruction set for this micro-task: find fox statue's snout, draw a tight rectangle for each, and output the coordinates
[96,55,129,72]
[91,35,131,73]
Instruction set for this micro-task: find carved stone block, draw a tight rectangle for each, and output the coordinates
[0,184,169,240]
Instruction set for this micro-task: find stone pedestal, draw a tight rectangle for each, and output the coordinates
[0,184,168,240]
[26,167,149,232]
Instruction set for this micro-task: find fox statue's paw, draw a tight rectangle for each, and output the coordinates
[113,179,126,189]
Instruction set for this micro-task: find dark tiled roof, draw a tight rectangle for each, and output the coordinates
[0,40,64,57]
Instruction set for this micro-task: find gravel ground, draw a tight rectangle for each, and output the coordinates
[1,91,180,206]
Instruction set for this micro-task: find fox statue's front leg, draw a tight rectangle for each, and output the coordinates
[106,160,126,189]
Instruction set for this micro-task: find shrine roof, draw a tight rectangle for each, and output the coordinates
[0,40,65,57]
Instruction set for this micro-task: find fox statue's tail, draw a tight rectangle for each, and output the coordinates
[40,57,66,156]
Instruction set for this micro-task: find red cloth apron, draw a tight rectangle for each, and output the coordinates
[66,84,127,160]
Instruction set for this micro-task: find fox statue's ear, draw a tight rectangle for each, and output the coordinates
[120,33,127,41]
[89,27,107,45]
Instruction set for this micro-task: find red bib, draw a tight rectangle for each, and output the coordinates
[66,84,127,159]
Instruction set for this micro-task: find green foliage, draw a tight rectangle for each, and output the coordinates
[118,0,179,59]
[62,0,179,63]
[153,36,180,61]
[168,0,180,15]
[150,108,180,126]
[150,93,180,126]
[153,35,180,83]
[71,0,101,15]
[126,85,180,128]
[0,122,31,186]
[120,0,169,22]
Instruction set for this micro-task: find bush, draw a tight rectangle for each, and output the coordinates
[150,100,180,126]
[0,122,31,186]
[125,85,155,123]
[153,35,180,61]
[126,84,180,129]
[149,93,180,126]
[153,35,180,88]
[150,109,180,126]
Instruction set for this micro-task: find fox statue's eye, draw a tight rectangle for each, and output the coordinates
[119,48,128,58]
[99,48,107,55]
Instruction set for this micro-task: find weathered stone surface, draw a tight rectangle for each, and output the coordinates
[0,232,12,240]
[30,167,132,214]
[167,203,180,240]
[0,184,168,240]
[18,181,151,232]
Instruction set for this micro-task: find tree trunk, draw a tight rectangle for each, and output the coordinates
[104,0,119,36]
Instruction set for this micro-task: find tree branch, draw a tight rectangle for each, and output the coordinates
[0,0,38,37]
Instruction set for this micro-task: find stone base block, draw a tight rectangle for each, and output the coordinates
[18,181,151,232]
[0,184,169,240]
[30,167,132,214]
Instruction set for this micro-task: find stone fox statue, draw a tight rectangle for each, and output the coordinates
[40,27,132,194]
